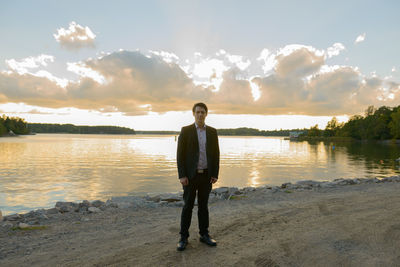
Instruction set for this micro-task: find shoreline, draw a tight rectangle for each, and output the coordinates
[1,175,397,217]
[2,175,400,221]
[2,176,400,266]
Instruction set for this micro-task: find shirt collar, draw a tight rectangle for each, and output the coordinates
[195,122,206,130]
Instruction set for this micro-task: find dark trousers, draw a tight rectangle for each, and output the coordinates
[179,172,212,238]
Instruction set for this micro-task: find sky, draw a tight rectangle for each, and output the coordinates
[0,0,399,130]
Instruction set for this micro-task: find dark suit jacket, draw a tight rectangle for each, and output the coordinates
[177,123,220,180]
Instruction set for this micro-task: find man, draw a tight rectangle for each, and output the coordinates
[176,102,220,251]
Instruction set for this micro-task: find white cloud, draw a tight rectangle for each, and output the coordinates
[6,55,54,74]
[54,21,96,50]
[4,54,68,88]
[226,54,251,71]
[216,49,226,56]
[277,44,325,58]
[34,70,69,88]
[192,58,229,90]
[149,50,180,64]
[67,62,106,84]
[1,46,399,116]
[249,77,261,101]
[326,43,345,58]
[354,33,366,44]
[257,48,277,75]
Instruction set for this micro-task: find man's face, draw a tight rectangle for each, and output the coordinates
[193,106,207,126]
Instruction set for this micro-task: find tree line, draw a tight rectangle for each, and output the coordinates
[305,105,400,140]
[2,104,400,139]
[217,127,302,136]
[0,115,30,136]
[27,123,136,134]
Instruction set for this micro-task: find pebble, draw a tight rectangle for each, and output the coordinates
[18,223,30,229]
[88,207,101,213]
[91,200,105,208]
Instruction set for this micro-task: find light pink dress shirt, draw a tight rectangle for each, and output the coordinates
[195,123,207,170]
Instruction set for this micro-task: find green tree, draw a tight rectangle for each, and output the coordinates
[389,107,400,139]
[324,117,342,137]
[0,121,7,135]
[308,124,321,137]
[340,115,363,139]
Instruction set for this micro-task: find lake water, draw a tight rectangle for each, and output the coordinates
[1,134,399,215]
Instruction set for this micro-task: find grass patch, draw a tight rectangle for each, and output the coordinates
[229,195,248,200]
[12,225,48,231]
[284,190,293,193]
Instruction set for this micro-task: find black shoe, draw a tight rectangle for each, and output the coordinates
[200,234,217,246]
[177,237,188,251]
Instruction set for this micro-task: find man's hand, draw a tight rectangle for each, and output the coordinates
[210,177,218,184]
[180,177,189,186]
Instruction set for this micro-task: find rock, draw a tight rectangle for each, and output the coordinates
[229,187,240,195]
[18,222,30,229]
[296,180,322,187]
[81,217,90,222]
[332,178,356,186]
[242,187,256,193]
[4,213,22,221]
[320,182,337,188]
[23,210,49,222]
[77,200,90,212]
[159,193,182,203]
[110,196,158,209]
[145,194,161,202]
[381,176,400,183]
[105,200,118,208]
[55,202,78,213]
[2,221,13,228]
[59,206,71,213]
[88,207,101,213]
[211,187,239,199]
[0,210,2,221]
[45,208,60,215]
[91,200,105,208]
[78,206,88,213]
[213,187,229,194]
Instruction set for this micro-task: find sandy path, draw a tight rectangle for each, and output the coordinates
[2,182,400,266]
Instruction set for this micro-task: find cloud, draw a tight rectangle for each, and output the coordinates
[326,43,345,58]
[6,55,54,74]
[354,33,366,44]
[149,50,180,64]
[1,46,399,116]
[257,48,277,75]
[5,55,68,88]
[67,62,106,84]
[54,21,96,50]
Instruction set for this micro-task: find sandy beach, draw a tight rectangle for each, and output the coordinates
[2,177,400,267]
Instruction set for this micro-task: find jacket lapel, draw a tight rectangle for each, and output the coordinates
[206,126,211,156]
[191,123,199,150]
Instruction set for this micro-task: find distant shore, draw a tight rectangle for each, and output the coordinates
[2,176,400,266]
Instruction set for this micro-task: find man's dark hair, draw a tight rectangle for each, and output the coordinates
[192,102,208,113]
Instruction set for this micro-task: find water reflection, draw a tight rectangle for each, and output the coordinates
[0,134,399,215]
